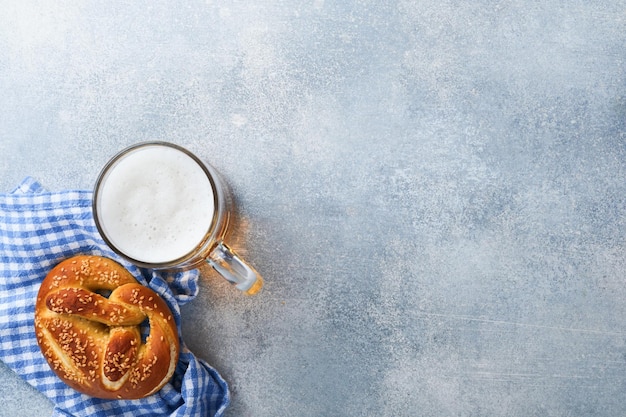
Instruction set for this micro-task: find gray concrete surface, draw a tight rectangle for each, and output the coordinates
[1,1,625,416]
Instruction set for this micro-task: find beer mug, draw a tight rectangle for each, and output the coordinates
[93,141,263,295]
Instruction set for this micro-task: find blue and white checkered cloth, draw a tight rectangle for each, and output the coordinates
[0,177,230,417]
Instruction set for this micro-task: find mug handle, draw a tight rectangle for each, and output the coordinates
[207,242,264,295]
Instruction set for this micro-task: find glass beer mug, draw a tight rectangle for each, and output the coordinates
[93,141,263,295]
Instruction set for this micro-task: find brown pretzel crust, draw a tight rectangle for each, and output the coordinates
[34,255,179,399]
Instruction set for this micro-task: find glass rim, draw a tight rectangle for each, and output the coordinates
[92,141,222,269]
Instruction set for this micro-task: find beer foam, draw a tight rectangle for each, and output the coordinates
[97,145,215,263]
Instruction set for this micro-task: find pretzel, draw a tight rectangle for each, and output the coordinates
[34,255,179,399]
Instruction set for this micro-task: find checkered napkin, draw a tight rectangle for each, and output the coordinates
[0,177,230,417]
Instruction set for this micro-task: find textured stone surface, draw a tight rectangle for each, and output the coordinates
[1,1,625,416]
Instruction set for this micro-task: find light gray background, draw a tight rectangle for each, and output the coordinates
[1,1,625,416]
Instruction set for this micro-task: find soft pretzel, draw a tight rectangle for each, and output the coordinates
[34,255,180,399]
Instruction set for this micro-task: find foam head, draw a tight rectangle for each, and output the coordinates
[95,144,215,264]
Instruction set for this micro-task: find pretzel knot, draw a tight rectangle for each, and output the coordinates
[34,255,180,399]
